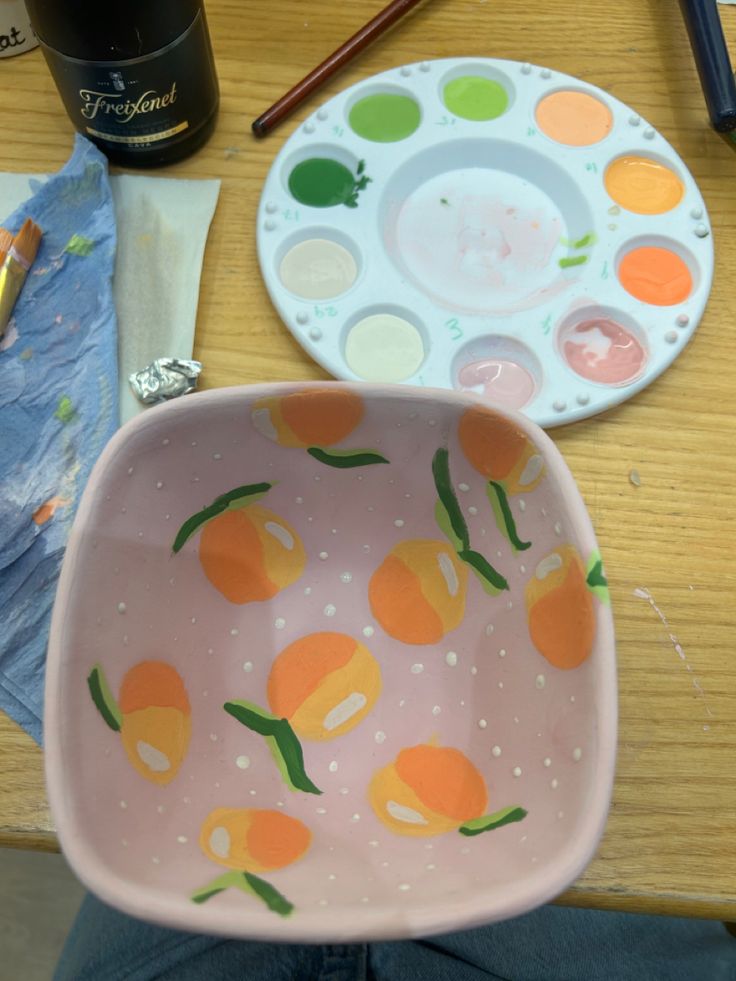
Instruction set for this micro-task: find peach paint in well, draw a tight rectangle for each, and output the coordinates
[618,246,693,306]
[604,156,684,215]
[458,358,536,409]
[535,91,613,146]
[562,318,646,385]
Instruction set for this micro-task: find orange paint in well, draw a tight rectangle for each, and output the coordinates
[525,545,595,669]
[267,632,356,720]
[395,745,487,822]
[535,90,612,146]
[119,661,191,714]
[618,246,692,306]
[604,156,684,215]
[458,406,544,493]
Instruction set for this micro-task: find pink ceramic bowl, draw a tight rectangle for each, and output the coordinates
[45,383,616,942]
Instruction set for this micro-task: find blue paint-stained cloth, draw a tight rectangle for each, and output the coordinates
[0,136,118,744]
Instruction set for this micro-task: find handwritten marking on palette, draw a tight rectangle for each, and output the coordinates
[332,125,345,138]
[585,162,598,174]
[314,305,338,319]
[445,318,463,340]
[632,586,713,718]
[526,127,536,137]
[436,115,456,127]
[541,314,553,335]
[601,261,609,280]
[281,209,300,222]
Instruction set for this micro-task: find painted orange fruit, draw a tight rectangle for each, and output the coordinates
[525,544,595,669]
[369,744,488,836]
[458,405,545,494]
[268,631,381,741]
[116,661,191,785]
[369,539,468,644]
[199,807,311,872]
[199,504,305,604]
[251,388,364,448]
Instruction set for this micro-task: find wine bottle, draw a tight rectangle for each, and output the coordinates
[25,0,219,167]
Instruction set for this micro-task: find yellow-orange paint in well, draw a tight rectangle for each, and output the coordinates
[618,246,693,306]
[604,156,684,215]
[525,545,595,669]
[535,90,612,146]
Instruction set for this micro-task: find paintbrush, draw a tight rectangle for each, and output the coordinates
[252,0,428,137]
[678,0,736,141]
[0,228,13,267]
[0,218,43,339]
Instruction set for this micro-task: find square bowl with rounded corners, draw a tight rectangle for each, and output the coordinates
[45,382,616,942]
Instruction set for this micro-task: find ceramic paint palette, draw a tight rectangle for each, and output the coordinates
[257,58,713,428]
[46,383,616,942]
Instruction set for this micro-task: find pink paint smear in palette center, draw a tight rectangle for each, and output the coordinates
[257,58,713,428]
[46,383,616,942]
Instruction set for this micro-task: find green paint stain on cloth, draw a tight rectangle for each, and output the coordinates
[64,234,95,256]
[54,395,76,423]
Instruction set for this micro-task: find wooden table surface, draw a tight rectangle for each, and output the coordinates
[1,0,735,921]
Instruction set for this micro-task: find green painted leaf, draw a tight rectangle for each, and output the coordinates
[87,664,122,731]
[586,551,610,603]
[487,481,531,552]
[432,448,469,551]
[307,447,389,468]
[458,548,509,594]
[459,805,528,836]
[434,499,464,551]
[244,872,294,916]
[224,701,322,795]
[191,871,239,904]
[172,482,272,552]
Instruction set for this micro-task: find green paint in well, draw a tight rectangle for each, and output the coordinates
[348,94,421,142]
[288,158,357,208]
[443,76,509,121]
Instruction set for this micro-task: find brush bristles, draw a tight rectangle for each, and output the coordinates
[0,227,13,261]
[12,218,43,268]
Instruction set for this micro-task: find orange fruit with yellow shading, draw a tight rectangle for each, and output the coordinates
[87,661,191,785]
[370,744,528,838]
[199,807,311,872]
[269,631,382,741]
[198,504,306,604]
[458,405,545,494]
[525,544,595,669]
[369,540,468,644]
[251,388,364,448]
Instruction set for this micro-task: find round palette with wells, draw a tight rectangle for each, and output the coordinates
[257,58,713,428]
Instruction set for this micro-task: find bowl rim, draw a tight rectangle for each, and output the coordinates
[44,381,617,942]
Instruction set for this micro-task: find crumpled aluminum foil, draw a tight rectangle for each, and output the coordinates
[129,358,203,405]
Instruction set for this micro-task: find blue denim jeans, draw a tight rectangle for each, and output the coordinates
[55,894,735,981]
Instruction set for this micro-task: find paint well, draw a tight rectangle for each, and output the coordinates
[443,76,509,121]
[392,168,565,312]
[604,156,684,215]
[618,246,693,305]
[345,313,424,381]
[349,93,421,142]
[458,358,536,408]
[535,90,612,146]
[288,158,357,207]
[561,317,647,385]
[279,239,358,299]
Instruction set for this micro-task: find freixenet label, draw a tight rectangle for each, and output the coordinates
[37,10,217,153]
[79,82,178,123]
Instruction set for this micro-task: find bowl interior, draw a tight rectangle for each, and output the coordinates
[46,384,616,941]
